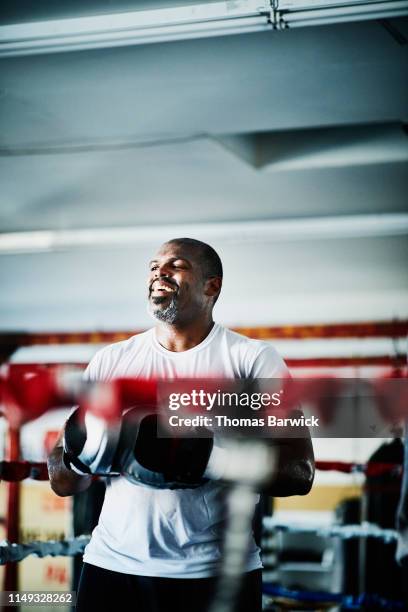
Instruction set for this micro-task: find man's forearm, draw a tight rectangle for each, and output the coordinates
[47,446,92,497]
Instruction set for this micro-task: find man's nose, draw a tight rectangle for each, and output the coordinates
[154,264,172,278]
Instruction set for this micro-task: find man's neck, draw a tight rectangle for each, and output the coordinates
[155,318,215,352]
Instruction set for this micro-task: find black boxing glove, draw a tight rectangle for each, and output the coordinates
[117,410,214,489]
[62,407,122,475]
[63,407,215,488]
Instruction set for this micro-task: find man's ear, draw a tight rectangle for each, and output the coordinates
[204,277,222,299]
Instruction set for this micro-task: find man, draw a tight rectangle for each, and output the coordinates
[48,237,314,612]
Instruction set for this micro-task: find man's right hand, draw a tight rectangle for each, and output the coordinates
[47,429,93,497]
[48,405,122,496]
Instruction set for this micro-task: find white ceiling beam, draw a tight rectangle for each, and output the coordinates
[216,123,408,170]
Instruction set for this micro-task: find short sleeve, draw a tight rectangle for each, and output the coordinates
[82,349,106,382]
[250,344,290,379]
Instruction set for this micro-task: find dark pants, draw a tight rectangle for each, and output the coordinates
[76,563,262,612]
[401,557,408,605]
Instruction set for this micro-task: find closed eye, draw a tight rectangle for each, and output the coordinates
[172,259,189,268]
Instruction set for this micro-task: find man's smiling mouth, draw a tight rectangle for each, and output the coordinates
[150,280,178,296]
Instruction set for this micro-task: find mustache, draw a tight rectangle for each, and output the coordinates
[149,277,179,293]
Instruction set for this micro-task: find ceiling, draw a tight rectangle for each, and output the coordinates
[0,8,407,330]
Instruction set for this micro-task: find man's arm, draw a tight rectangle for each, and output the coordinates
[249,346,315,496]
[47,430,93,497]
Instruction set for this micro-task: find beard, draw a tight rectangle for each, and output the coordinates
[148,294,180,324]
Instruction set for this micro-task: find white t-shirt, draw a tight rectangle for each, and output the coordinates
[83,323,288,578]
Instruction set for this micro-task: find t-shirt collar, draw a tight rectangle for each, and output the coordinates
[152,322,220,356]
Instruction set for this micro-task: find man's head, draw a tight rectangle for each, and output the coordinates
[147,238,223,325]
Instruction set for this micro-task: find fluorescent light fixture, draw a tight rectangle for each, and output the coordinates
[9,345,105,364]
[277,0,408,28]
[0,1,272,58]
[1,0,407,57]
[1,214,407,254]
[272,338,405,359]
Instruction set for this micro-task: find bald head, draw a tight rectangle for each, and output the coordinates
[164,238,223,301]
[147,238,223,325]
